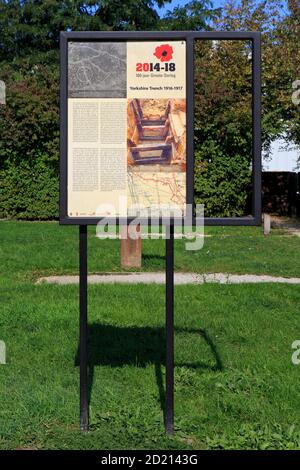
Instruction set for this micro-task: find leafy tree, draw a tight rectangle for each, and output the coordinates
[0,63,59,168]
[0,0,298,219]
[161,0,221,30]
[274,0,300,147]
[212,0,299,148]
[194,38,253,216]
[0,0,218,219]
[0,0,107,62]
[194,0,300,216]
[0,0,219,63]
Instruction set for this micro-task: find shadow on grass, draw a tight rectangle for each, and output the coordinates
[142,251,165,259]
[75,324,223,423]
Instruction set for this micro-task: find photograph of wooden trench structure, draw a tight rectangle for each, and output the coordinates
[127,98,186,168]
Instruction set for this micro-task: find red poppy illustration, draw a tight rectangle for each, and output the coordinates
[153,44,173,62]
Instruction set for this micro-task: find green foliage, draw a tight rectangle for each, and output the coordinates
[0,0,218,62]
[0,157,58,219]
[193,0,299,215]
[0,62,59,219]
[0,0,298,219]
[0,0,219,220]
[194,38,252,216]
[214,0,300,149]
[194,146,251,217]
[160,0,221,31]
[207,423,300,450]
[0,63,59,168]
[0,0,108,62]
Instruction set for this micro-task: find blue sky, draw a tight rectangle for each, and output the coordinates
[158,0,228,16]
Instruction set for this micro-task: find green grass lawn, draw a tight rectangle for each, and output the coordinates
[1,220,300,449]
[1,220,300,278]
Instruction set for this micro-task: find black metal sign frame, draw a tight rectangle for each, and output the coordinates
[60,30,261,226]
[59,31,261,435]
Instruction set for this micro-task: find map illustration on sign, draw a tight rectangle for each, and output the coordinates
[67,40,186,218]
[127,98,186,215]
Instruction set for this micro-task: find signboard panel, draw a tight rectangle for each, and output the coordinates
[60,31,261,226]
[66,40,187,220]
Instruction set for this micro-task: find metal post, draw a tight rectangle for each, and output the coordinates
[165,223,174,435]
[79,225,88,431]
[120,224,142,269]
